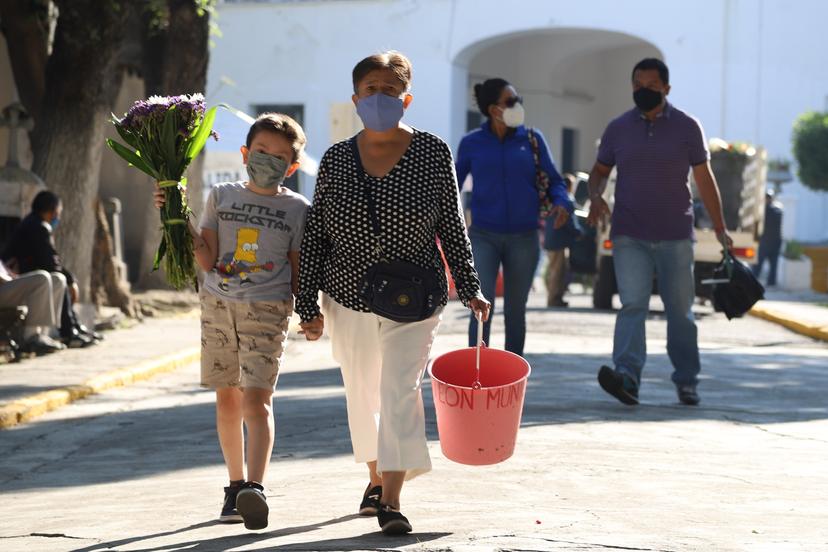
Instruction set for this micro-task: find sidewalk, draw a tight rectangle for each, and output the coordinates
[0,312,201,429]
[749,289,828,341]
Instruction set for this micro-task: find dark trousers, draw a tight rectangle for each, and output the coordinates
[753,242,781,286]
[59,290,80,337]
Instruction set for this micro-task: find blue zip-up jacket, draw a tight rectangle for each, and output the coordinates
[455,122,570,234]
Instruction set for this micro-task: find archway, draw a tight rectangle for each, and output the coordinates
[452,28,663,172]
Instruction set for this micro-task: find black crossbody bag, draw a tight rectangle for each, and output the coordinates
[350,137,442,323]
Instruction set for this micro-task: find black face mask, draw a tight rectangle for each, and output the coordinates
[633,87,663,112]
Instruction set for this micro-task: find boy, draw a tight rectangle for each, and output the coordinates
[155,113,309,530]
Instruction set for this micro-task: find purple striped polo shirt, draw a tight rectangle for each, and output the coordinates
[597,102,709,241]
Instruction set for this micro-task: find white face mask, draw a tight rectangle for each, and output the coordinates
[500,102,525,128]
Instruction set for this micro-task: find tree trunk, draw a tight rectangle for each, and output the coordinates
[0,0,49,122]
[136,0,210,289]
[29,1,132,301]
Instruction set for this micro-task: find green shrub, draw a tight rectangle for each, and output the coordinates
[792,111,828,192]
[784,240,804,260]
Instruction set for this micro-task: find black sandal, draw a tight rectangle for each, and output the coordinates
[358,484,382,516]
[378,504,412,535]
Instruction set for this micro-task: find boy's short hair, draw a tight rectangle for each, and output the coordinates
[352,50,413,93]
[245,113,307,164]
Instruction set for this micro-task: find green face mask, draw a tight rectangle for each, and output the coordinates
[246,150,289,189]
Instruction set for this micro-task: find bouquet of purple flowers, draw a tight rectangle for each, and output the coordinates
[107,93,218,290]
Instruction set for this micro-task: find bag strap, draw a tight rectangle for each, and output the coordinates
[350,136,387,261]
[526,128,542,172]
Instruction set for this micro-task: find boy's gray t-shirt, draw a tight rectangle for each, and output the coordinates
[200,181,309,302]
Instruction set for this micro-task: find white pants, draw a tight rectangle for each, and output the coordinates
[322,293,442,481]
[0,270,66,329]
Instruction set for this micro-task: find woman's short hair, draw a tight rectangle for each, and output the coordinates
[352,51,413,93]
[245,112,307,163]
[473,78,510,117]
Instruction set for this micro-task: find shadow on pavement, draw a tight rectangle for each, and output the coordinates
[68,516,444,552]
[2,344,827,492]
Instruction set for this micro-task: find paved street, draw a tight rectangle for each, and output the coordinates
[2,288,827,551]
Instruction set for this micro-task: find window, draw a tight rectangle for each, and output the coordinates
[251,104,305,193]
[466,110,482,132]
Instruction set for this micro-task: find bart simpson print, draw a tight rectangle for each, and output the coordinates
[216,227,275,291]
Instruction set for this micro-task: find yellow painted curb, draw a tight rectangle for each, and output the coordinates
[749,305,828,342]
[0,347,201,430]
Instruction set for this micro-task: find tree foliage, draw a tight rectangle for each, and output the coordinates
[792,111,828,192]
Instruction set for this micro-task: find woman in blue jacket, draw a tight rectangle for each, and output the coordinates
[456,78,571,356]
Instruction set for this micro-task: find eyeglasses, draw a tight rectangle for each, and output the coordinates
[502,96,523,108]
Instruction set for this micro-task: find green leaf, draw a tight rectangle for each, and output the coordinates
[186,105,218,162]
[153,236,168,271]
[115,123,139,149]
[106,139,158,179]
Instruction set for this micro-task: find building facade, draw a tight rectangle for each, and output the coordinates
[207,0,828,242]
[1,0,827,285]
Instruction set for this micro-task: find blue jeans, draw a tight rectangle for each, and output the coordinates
[468,226,539,356]
[753,241,781,286]
[612,236,700,388]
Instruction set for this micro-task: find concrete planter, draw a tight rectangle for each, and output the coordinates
[803,247,828,293]
[780,257,813,291]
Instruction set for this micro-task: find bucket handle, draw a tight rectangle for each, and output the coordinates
[473,312,484,389]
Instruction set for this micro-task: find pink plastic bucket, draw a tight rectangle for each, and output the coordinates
[428,346,530,465]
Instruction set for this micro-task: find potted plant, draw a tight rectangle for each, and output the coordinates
[780,240,812,291]
[792,112,828,292]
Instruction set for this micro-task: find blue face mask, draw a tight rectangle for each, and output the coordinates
[49,217,59,230]
[356,93,405,132]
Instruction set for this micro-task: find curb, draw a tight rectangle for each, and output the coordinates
[749,304,828,342]
[0,347,201,430]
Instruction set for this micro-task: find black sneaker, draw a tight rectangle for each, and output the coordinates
[219,486,243,523]
[677,385,700,406]
[377,504,412,535]
[597,365,639,405]
[235,482,268,530]
[359,484,382,516]
[60,328,96,349]
[21,334,65,355]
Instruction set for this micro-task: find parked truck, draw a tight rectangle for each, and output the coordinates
[583,139,766,309]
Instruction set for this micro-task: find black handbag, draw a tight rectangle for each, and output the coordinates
[705,248,765,320]
[350,137,442,323]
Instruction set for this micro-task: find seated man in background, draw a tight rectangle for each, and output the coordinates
[0,260,66,355]
[2,190,99,348]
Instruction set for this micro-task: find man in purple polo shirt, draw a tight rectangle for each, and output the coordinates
[587,58,731,407]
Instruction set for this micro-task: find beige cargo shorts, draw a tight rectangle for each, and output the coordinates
[199,290,292,390]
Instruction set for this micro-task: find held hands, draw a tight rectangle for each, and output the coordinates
[300,315,324,341]
[469,296,491,322]
[549,204,570,230]
[587,196,611,227]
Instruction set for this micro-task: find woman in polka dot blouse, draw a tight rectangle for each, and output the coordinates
[296,51,491,535]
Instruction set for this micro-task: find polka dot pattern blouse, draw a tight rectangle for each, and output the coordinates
[296,129,481,323]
